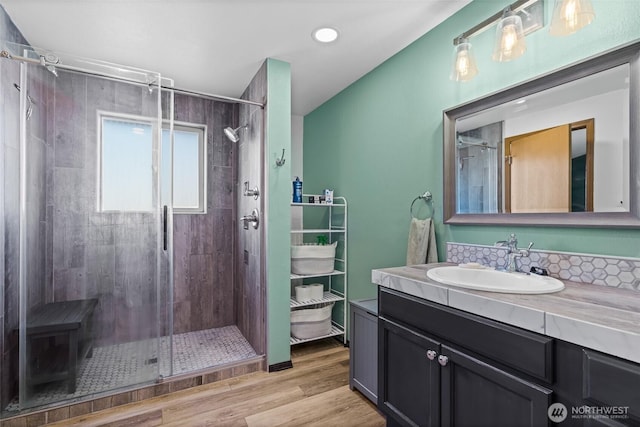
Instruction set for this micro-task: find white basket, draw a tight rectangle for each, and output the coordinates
[290,302,334,339]
[291,242,337,275]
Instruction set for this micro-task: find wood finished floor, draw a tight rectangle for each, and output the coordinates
[49,339,385,427]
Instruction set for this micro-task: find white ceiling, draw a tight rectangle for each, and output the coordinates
[1,0,471,115]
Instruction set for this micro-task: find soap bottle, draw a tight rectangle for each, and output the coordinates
[292,177,302,203]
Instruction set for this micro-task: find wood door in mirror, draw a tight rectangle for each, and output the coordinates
[506,124,571,213]
[503,119,594,214]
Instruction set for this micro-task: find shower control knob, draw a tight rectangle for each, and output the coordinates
[438,355,449,367]
[243,181,260,200]
[240,209,260,230]
[426,350,437,360]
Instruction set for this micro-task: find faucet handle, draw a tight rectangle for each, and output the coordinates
[520,241,534,257]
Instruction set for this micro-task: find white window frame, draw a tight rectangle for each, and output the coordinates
[97,112,157,213]
[97,111,207,214]
[163,121,207,215]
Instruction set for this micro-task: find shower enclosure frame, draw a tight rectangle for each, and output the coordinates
[16,54,168,408]
[2,44,267,414]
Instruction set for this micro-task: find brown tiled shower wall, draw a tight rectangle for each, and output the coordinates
[170,93,238,334]
[35,72,241,344]
[235,62,266,356]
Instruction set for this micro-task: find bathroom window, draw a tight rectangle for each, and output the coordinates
[99,115,154,212]
[99,115,206,213]
[161,123,207,214]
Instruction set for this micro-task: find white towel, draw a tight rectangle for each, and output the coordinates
[406,217,438,265]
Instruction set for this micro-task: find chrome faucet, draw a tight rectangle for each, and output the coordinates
[495,233,533,273]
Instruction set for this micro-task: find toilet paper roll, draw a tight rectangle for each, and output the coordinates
[309,283,324,301]
[295,285,312,303]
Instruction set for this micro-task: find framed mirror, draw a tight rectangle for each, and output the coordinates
[443,41,640,228]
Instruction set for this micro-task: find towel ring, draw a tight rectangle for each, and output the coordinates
[410,191,433,219]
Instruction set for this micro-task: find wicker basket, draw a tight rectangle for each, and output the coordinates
[291,242,337,275]
[290,302,334,339]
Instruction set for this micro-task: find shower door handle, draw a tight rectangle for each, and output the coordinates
[163,205,168,251]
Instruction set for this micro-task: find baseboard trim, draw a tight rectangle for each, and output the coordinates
[268,360,293,372]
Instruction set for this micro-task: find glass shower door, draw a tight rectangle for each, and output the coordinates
[16,55,169,409]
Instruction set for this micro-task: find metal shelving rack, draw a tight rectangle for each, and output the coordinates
[290,196,347,345]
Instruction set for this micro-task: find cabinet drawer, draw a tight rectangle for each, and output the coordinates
[583,350,640,420]
[379,287,553,383]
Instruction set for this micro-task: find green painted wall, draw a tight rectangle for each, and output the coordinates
[303,0,640,314]
[266,58,292,365]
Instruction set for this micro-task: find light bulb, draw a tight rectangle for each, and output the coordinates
[450,40,478,82]
[563,0,578,26]
[492,12,526,62]
[501,24,519,55]
[456,52,470,75]
[550,0,595,36]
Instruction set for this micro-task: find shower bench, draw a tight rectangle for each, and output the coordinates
[23,298,98,394]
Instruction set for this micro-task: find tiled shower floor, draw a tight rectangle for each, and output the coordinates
[5,325,257,412]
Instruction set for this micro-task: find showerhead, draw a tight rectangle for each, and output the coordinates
[224,125,247,143]
[224,127,239,143]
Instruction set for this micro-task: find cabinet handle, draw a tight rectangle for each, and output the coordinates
[426,350,437,360]
[438,355,449,367]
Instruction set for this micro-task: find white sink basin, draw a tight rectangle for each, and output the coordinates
[426,266,565,294]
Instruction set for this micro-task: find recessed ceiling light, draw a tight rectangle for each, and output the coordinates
[312,27,339,43]
[515,98,527,104]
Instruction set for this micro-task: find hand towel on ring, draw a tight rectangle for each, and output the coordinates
[406,217,438,265]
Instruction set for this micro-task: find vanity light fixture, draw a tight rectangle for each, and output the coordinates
[450,37,479,82]
[549,0,595,36]
[492,7,527,62]
[312,27,339,43]
[450,0,544,81]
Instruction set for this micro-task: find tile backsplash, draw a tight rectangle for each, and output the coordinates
[446,242,640,291]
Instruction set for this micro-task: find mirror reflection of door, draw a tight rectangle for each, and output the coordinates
[569,119,594,212]
[505,119,594,213]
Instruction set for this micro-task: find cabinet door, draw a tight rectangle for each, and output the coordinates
[379,318,440,427]
[350,304,378,404]
[583,349,640,422]
[440,344,552,427]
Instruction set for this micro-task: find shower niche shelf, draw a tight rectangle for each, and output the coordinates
[290,196,347,346]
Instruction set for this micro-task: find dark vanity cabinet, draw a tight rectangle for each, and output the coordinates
[437,344,551,426]
[378,287,640,427]
[379,288,551,427]
[380,318,441,426]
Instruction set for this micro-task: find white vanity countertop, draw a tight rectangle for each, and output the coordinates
[372,263,640,364]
